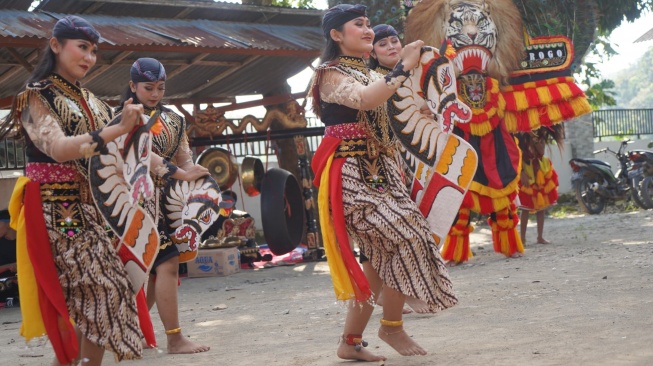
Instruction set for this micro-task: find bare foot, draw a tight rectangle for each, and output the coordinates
[510,252,524,258]
[378,326,427,356]
[537,238,551,244]
[167,334,210,354]
[405,297,431,314]
[446,260,463,267]
[337,340,387,362]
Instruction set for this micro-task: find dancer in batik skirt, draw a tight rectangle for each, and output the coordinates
[311,4,457,362]
[367,23,433,315]
[5,16,147,365]
[3,17,208,365]
[117,58,210,354]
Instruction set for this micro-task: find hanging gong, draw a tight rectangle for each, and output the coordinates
[196,147,238,190]
[240,156,265,197]
[261,168,305,256]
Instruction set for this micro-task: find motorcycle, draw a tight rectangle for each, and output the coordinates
[569,140,647,214]
[629,149,653,208]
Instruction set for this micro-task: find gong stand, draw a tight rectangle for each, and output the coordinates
[294,135,322,260]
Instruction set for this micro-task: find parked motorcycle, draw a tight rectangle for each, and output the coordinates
[569,140,648,214]
[629,149,653,208]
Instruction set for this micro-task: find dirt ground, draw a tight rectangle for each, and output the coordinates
[1,207,653,366]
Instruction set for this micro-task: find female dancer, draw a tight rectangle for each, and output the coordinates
[367,23,432,315]
[311,4,457,362]
[118,58,210,354]
[3,17,206,365]
[518,126,562,245]
[368,24,402,74]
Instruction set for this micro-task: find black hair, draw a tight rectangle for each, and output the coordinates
[367,53,380,69]
[319,24,344,63]
[29,41,64,83]
[116,83,169,113]
[116,84,138,113]
[0,39,68,140]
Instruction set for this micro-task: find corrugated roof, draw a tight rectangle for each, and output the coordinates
[0,8,323,106]
[635,27,653,43]
[0,11,323,53]
[30,0,323,26]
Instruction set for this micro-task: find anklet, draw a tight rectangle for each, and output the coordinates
[380,327,405,336]
[165,327,181,335]
[343,334,368,352]
[380,319,403,327]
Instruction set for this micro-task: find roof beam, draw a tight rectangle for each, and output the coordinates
[213,92,307,114]
[71,59,241,67]
[81,2,105,13]
[0,50,39,86]
[166,53,209,81]
[83,51,133,83]
[0,37,321,57]
[174,7,195,19]
[6,48,33,72]
[73,0,323,16]
[180,55,261,98]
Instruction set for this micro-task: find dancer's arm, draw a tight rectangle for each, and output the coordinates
[21,97,142,162]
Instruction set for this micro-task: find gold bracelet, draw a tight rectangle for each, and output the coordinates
[380,319,403,327]
[165,327,181,335]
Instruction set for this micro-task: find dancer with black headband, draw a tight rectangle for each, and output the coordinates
[311,4,457,362]
[368,24,403,75]
[2,17,207,365]
[117,58,210,354]
[366,23,433,315]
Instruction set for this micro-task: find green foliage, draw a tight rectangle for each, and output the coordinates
[271,0,316,8]
[611,45,653,108]
[595,0,653,35]
[515,0,598,68]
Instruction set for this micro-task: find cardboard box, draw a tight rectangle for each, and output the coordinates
[187,247,240,278]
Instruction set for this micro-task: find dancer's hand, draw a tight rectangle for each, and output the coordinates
[400,40,424,70]
[176,165,210,181]
[118,98,144,135]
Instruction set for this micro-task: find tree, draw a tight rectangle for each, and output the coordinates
[271,0,316,8]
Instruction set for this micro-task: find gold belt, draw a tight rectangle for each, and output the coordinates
[335,138,392,159]
[40,182,93,205]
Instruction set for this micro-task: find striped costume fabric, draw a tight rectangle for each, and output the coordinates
[341,155,458,312]
[44,201,143,360]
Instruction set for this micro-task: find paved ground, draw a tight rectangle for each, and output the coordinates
[1,208,652,365]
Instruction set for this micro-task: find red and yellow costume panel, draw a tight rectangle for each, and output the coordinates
[406,0,591,262]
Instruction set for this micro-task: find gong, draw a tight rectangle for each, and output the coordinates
[196,147,238,190]
[261,168,305,256]
[240,156,265,197]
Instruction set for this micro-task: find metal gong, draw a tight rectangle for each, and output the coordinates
[196,147,238,190]
[260,168,305,256]
[240,156,265,197]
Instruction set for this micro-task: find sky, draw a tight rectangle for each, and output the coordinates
[593,10,653,78]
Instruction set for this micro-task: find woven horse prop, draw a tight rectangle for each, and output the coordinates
[162,176,227,263]
[388,46,478,242]
[89,111,162,347]
[90,112,160,290]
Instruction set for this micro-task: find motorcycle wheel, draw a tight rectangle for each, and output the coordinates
[575,176,606,214]
[630,176,650,209]
[640,176,653,209]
